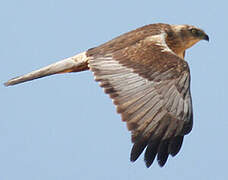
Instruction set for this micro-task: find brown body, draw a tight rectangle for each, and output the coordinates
[5,23,209,167]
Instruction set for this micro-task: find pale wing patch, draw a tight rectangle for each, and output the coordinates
[145,32,174,54]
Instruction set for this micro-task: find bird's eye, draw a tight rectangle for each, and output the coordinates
[190,28,197,34]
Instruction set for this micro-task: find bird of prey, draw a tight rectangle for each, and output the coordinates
[5,23,209,167]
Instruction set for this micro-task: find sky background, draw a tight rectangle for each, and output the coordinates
[1,0,228,180]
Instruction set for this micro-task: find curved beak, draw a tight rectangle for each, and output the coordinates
[203,33,209,42]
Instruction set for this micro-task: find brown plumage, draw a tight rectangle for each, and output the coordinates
[4,23,209,167]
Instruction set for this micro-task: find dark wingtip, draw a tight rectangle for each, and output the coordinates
[157,140,169,167]
[168,136,184,157]
[157,157,168,167]
[145,160,153,168]
[130,141,148,162]
[144,140,159,168]
[158,160,167,167]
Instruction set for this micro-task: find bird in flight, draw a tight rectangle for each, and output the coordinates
[5,23,209,167]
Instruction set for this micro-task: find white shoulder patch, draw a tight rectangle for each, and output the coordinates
[145,32,174,54]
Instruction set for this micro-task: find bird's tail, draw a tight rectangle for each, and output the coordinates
[4,52,89,86]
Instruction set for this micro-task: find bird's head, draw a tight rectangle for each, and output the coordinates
[166,24,209,58]
[171,24,209,46]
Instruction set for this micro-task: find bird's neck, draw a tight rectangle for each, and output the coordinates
[166,36,199,59]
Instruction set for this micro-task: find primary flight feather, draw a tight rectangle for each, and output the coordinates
[5,23,209,167]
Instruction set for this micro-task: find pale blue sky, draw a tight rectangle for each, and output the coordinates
[1,1,228,180]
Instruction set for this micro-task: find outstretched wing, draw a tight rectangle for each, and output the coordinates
[88,33,193,167]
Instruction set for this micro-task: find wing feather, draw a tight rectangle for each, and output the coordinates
[127,94,161,128]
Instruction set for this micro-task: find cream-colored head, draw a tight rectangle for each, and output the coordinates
[172,24,209,47]
[165,24,209,58]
